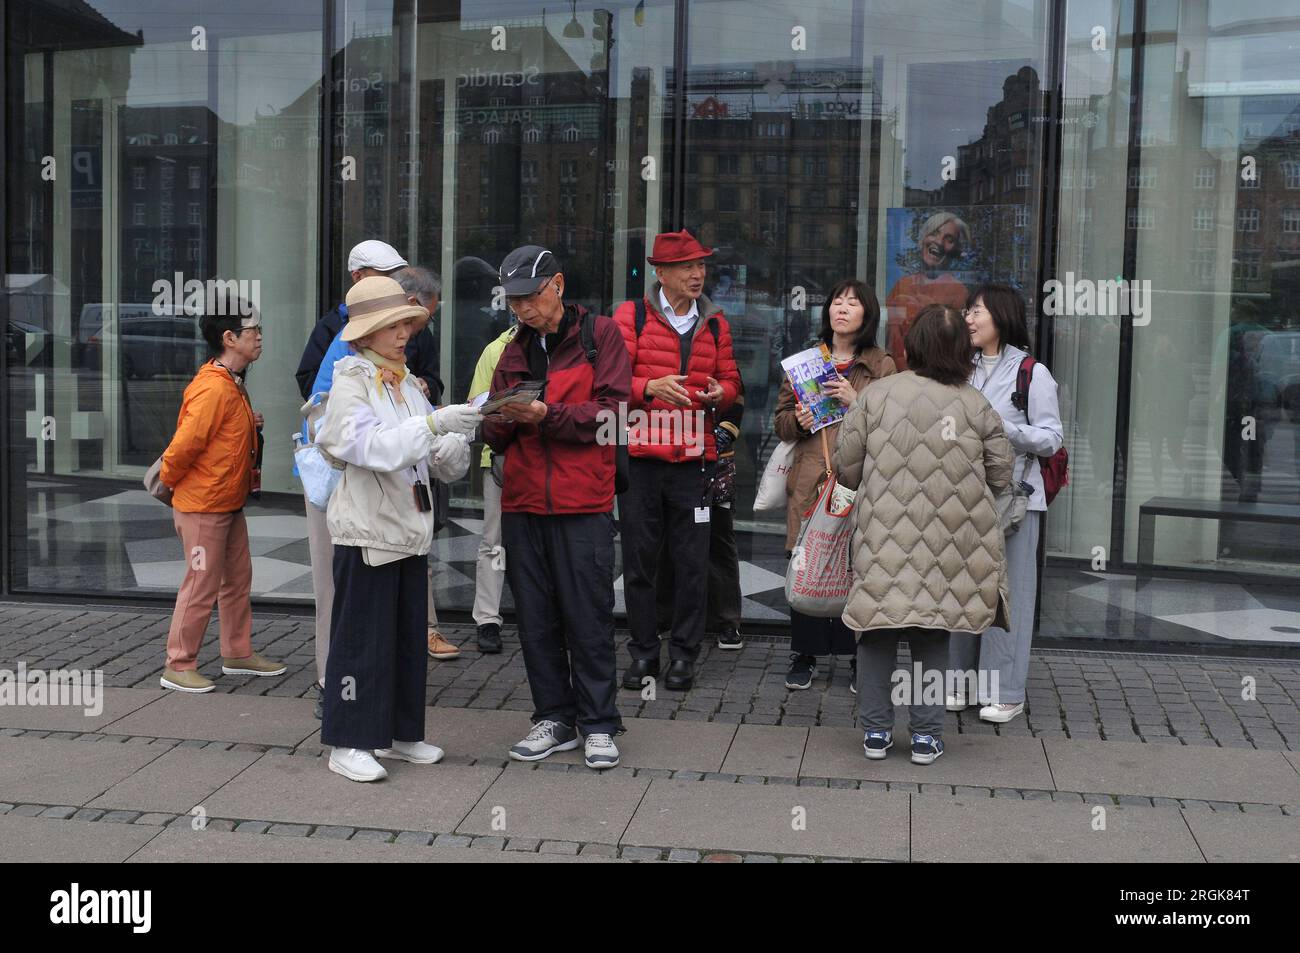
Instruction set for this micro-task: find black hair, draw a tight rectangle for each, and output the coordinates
[199,313,244,355]
[819,279,881,354]
[966,282,1030,351]
[905,304,972,386]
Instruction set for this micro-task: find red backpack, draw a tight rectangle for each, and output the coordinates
[1012,355,1069,505]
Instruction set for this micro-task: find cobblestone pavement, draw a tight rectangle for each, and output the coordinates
[2,601,1298,751]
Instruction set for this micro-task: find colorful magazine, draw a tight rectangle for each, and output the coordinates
[780,344,845,433]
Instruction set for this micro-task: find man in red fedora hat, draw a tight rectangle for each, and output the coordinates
[612,228,743,692]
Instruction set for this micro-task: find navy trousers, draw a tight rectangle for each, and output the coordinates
[656,502,742,633]
[502,511,622,736]
[321,545,427,750]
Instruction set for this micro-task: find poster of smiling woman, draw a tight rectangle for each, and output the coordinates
[883,209,975,370]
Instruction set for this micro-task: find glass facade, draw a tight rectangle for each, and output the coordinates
[5,0,1299,650]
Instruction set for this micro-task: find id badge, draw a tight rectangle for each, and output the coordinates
[694,506,710,524]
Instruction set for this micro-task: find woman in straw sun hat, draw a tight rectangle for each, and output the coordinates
[314,275,482,782]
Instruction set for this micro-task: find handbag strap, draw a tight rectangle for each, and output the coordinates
[819,426,833,479]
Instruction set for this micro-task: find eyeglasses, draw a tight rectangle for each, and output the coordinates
[236,324,263,335]
[506,282,555,313]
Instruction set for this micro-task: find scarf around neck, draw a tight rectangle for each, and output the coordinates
[359,347,409,402]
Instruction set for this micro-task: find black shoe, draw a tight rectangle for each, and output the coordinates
[716,626,744,650]
[785,654,816,690]
[622,658,659,690]
[665,659,694,691]
[477,622,502,654]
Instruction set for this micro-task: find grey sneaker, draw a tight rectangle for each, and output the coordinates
[583,733,620,770]
[508,719,579,762]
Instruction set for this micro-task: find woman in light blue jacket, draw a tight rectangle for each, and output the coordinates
[948,284,1063,723]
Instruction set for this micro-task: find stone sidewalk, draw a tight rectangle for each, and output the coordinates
[3,602,1299,751]
[1,600,1299,862]
[0,690,1297,862]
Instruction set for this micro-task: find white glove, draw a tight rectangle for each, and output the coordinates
[428,403,482,436]
[428,433,471,482]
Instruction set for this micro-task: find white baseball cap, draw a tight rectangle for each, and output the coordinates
[347,239,408,273]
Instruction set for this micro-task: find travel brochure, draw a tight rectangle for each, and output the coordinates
[477,380,545,415]
[780,343,845,433]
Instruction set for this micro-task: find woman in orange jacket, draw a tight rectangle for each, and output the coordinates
[158,307,285,692]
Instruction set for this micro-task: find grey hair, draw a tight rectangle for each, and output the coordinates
[392,265,442,306]
[917,211,971,252]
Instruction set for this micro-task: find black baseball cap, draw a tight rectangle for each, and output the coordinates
[499,246,561,296]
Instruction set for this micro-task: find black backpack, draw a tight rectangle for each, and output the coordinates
[579,310,631,494]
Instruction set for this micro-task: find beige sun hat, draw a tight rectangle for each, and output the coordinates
[341,275,427,342]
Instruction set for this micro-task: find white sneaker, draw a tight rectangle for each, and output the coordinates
[583,733,620,770]
[328,747,388,782]
[945,693,967,712]
[375,740,444,764]
[979,702,1025,724]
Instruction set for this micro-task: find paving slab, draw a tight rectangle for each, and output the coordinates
[912,795,1204,863]
[203,754,500,833]
[104,692,320,747]
[128,828,612,863]
[89,746,262,814]
[424,708,541,762]
[549,717,736,773]
[457,768,649,844]
[0,687,163,732]
[620,779,910,860]
[721,724,808,778]
[800,727,1054,790]
[295,729,323,757]
[1046,739,1300,804]
[1183,812,1300,863]
[0,814,161,862]
[0,736,163,807]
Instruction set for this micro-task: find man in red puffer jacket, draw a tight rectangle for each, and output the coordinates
[613,229,742,691]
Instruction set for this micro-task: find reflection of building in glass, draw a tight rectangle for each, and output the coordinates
[906,66,1046,291]
[680,65,884,303]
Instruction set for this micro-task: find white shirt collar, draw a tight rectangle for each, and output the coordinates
[658,289,699,333]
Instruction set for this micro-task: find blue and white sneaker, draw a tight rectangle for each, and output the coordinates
[863,729,893,760]
[910,733,944,765]
[508,719,580,762]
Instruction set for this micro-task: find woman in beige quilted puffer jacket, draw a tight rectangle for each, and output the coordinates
[832,304,1012,766]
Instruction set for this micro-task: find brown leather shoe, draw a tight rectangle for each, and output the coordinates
[427,630,461,660]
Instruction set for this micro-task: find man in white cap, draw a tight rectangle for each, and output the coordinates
[295,239,409,397]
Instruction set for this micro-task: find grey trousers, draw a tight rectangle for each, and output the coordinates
[856,627,950,738]
[473,470,505,627]
[305,493,334,687]
[949,510,1041,704]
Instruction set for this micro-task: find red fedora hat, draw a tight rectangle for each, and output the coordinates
[647,229,714,266]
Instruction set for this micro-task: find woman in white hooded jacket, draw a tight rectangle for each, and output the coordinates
[948,283,1063,724]
[315,275,482,782]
